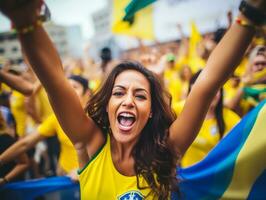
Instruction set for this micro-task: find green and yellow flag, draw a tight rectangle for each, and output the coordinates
[112,0,156,40]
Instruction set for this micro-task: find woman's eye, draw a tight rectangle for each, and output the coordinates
[113,92,123,96]
[136,95,146,100]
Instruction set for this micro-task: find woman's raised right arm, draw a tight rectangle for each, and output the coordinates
[0,0,104,148]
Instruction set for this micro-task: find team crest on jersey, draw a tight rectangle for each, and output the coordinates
[117,190,144,200]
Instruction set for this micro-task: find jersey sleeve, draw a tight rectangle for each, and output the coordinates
[37,114,57,137]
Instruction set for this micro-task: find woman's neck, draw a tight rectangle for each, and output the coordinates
[110,135,136,176]
[110,135,136,161]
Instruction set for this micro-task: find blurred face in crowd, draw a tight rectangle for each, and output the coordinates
[180,65,192,81]
[140,54,157,67]
[166,61,175,69]
[69,79,89,106]
[107,70,152,145]
[251,54,266,73]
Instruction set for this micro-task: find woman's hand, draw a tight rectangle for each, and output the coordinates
[68,169,79,182]
[0,0,42,28]
[240,0,266,26]
[246,0,266,10]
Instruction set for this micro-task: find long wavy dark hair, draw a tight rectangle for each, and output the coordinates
[86,61,179,199]
[188,70,225,138]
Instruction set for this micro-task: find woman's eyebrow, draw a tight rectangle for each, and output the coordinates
[113,85,148,94]
[113,85,125,89]
[135,88,148,94]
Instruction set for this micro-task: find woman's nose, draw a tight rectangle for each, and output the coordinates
[122,94,134,107]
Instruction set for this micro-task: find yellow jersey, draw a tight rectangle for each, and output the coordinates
[34,88,53,122]
[164,69,182,104]
[181,108,240,167]
[10,90,27,137]
[37,114,78,173]
[78,134,154,200]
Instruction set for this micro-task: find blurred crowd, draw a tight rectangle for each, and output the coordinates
[0,18,265,186]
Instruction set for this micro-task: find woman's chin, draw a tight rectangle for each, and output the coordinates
[112,130,138,145]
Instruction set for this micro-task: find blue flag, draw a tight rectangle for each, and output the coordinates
[1,100,266,200]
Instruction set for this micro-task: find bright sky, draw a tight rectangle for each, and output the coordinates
[0,0,240,41]
[0,0,106,39]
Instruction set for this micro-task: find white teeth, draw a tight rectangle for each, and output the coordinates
[119,112,134,117]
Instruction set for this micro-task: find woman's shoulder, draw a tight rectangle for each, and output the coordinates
[78,133,109,175]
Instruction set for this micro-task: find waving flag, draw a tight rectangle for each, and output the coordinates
[122,0,157,22]
[112,0,155,40]
[0,176,79,200]
[1,101,266,200]
[188,21,202,59]
[174,100,266,200]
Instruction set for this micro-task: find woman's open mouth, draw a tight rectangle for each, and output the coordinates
[117,112,136,131]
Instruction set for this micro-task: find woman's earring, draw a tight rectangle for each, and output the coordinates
[149,113,152,118]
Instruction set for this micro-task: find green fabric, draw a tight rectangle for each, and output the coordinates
[166,53,176,62]
[243,86,266,104]
[244,87,266,97]
[123,0,156,22]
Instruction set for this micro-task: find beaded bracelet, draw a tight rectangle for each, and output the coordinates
[12,19,43,35]
[235,17,256,29]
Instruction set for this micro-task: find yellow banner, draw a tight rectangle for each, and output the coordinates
[112,0,155,40]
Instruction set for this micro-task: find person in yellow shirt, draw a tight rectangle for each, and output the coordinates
[181,107,240,167]
[163,54,183,104]
[179,64,193,100]
[0,75,90,179]
[0,68,33,97]
[18,65,53,126]
[26,82,53,124]
[10,89,30,138]
[181,71,240,167]
[0,69,34,137]
[1,1,262,199]
[225,45,266,116]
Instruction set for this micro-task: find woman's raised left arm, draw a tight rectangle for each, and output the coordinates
[169,1,265,155]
